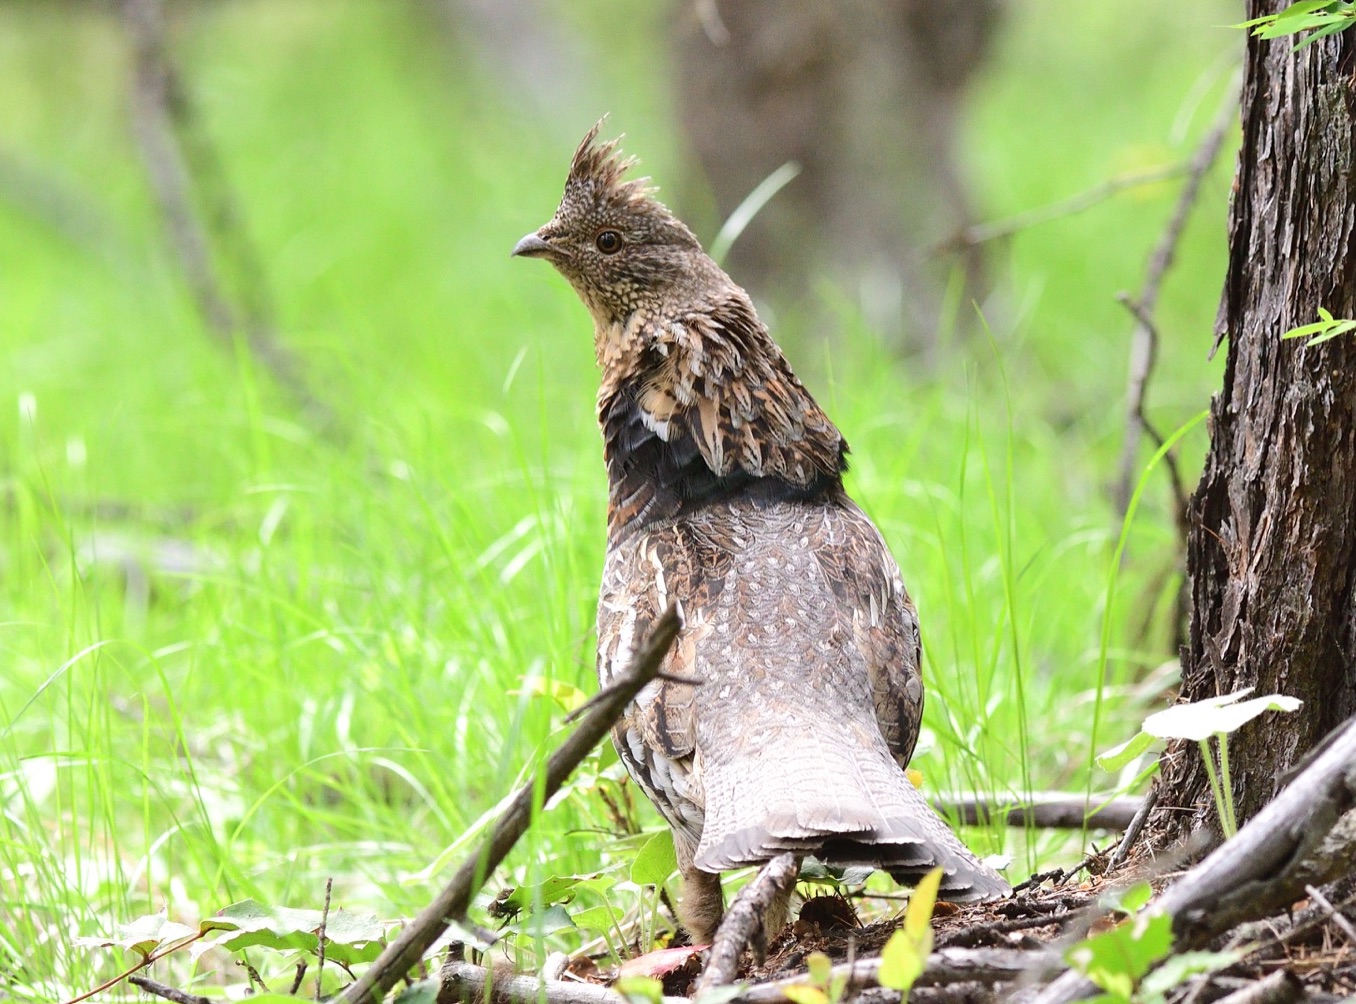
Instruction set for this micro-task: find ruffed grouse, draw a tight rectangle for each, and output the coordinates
[513,124,1009,942]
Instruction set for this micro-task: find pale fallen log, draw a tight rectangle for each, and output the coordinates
[736,947,1060,1002]
[437,960,689,1004]
[435,947,1059,1004]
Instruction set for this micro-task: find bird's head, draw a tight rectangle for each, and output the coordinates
[513,121,712,328]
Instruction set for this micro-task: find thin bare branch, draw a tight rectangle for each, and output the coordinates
[1211,970,1304,1004]
[1108,789,1158,871]
[1114,93,1237,518]
[127,976,209,1004]
[735,947,1061,1002]
[935,163,1187,254]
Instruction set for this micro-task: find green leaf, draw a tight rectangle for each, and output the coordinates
[570,904,617,933]
[1142,690,1301,741]
[806,951,833,986]
[1303,319,1356,343]
[196,899,385,965]
[692,984,747,1004]
[1140,949,1242,996]
[781,985,829,1004]
[903,866,942,946]
[75,911,196,958]
[615,975,665,1004]
[1100,881,1153,915]
[1096,731,1156,771]
[521,904,576,937]
[393,978,442,1004]
[1064,911,1173,996]
[492,874,589,916]
[630,829,678,887]
[877,929,926,992]
[510,676,589,713]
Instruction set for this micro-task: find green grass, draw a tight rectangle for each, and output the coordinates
[1,0,1239,998]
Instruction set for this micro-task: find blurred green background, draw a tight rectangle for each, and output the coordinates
[2,0,1237,997]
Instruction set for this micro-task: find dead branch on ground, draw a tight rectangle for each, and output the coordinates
[937,792,1142,831]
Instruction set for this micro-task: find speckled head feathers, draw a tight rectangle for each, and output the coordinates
[564,120,657,215]
[512,120,707,328]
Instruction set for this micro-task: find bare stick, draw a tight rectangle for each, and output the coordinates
[120,0,335,430]
[935,163,1187,253]
[127,976,210,1004]
[58,930,207,1004]
[736,947,1062,1002]
[1211,970,1304,1004]
[1108,789,1159,871]
[1113,95,1236,517]
[289,961,308,996]
[1304,883,1356,946]
[316,876,333,999]
[340,605,682,1004]
[695,852,801,994]
[936,793,1142,831]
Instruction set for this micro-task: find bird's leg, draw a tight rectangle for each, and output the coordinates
[762,868,796,940]
[679,866,724,945]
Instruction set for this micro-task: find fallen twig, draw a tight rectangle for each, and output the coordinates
[339,605,683,1004]
[1108,789,1159,871]
[434,946,1058,1004]
[1303,884,1356,947]
[737,947,1061,1002]
[937,792,1142,831]
[439,959,688,1004]
[127,975,209,1004]
[1212,970,1304,1004]
[696,852,801,994]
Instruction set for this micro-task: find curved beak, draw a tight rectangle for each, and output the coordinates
[511,232,553,258]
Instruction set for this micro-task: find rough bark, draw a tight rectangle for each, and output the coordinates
[1151,2,1356,845]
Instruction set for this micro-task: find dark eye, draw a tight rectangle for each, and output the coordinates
[595,230,623,254]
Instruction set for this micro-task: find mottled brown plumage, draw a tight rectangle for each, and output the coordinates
[514,123,1009,942]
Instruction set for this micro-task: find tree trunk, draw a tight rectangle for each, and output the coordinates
[1151,3,1356,845]
[670,0,1000,351]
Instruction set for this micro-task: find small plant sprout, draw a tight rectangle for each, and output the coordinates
[1064,906,1239,1004]
[780,951,848,1004]
[876,866,943,996]
[1282,307,1356,346]
[1237,2,1356,50]
[1098,688,1302,837]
